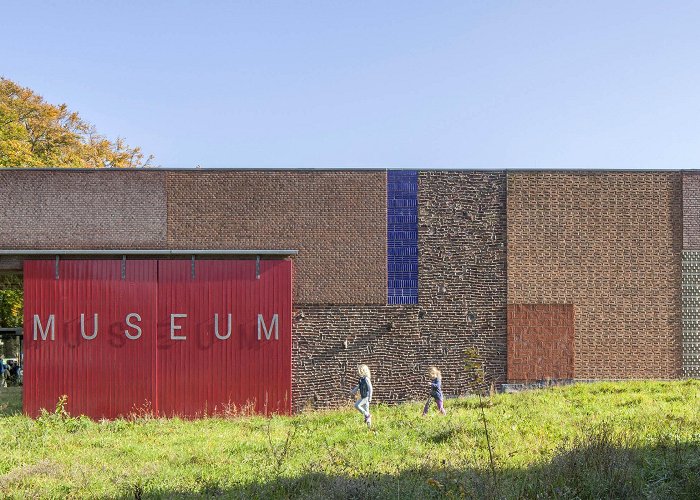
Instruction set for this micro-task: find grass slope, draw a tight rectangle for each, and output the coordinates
[0,381,699,498]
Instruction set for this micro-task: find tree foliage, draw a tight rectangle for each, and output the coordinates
[0,274,22,328]
[0,78,153,168]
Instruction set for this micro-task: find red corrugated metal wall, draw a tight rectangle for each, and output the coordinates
[23,259,292,419]
[156,260,292,416]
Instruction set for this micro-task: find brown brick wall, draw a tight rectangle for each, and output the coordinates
[166,171,386,305]
[0,170,167,249]
[683,172,700,249]
[507,172,683,379]
[507,304,574,382]
[292,171,508,409]
[0,169,387,305]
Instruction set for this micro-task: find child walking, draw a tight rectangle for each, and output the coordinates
[423,366,447,415]
[351,364,373,428]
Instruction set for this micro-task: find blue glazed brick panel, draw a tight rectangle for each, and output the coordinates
[387,170,418,304]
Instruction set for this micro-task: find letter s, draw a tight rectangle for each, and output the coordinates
[125,313,142,340]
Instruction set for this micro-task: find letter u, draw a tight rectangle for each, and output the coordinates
[80,313,98,340]
[214,313,232,340]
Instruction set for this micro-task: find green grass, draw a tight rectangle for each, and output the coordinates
[1,381,699,498]
[0,386,22,415]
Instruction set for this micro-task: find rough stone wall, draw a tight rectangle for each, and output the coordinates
[508,172,683,379]
[292,305,420,411]
[291,171,508,409]
[507,304,575,382]
[0,170,167,249]
[418,171,508,391]
[166,171,387,305]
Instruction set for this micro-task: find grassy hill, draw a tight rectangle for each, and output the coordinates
[0,380,699,498]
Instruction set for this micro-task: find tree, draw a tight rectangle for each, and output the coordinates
[0,77,153,168]
[0,274,22,358]
[0,274,22,329]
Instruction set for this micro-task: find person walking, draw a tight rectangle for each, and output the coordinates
[351,364,373,428]
[0,356,7,388]
[422,366,447,416]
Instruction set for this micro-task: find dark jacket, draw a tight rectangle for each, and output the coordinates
[430,377,443,400]
[359,376,372,399]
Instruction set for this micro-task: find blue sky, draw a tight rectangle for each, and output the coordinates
[3,1,700,169]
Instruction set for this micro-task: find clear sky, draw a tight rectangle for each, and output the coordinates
[3,1,700,169]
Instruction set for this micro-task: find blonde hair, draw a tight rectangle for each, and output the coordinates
[357,364,371,378]
[428,366,441,379]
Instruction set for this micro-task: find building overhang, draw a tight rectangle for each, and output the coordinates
[0,249,298,256]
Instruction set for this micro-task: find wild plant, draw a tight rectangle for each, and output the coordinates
[36,395,89,433]
[464,347,496,481]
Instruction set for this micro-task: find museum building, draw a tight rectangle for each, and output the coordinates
[0,168,697,418]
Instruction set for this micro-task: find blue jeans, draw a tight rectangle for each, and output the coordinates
[355,397,370,417]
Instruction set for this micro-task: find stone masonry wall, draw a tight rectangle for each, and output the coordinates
[292,305,420,411]
[417,171,508,391]
[292,171,508,409]
[508,172,683,379]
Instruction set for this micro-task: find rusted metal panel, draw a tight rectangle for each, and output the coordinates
[156,259,292,416]
[23,259,292,419]
[23,260,157,418]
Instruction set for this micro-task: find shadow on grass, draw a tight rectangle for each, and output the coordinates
[426,423,464,444]
[123,439,700,499]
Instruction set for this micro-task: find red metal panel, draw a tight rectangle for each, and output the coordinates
[23,260,158,419]
[23,258,291,419]
[157,259,292,416]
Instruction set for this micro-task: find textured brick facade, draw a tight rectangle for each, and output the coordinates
[681,173,700,377]
[681,252,700,378]
[417,171,508,390]
[0,169,387,305]
[292,171,508,409]
[508,172,683,379]
[0,168,689,412]
[507,304,574,382]
[166,171,386,305]
[0,170,167,249]
[292,305,419,411]
[682,172,700,249]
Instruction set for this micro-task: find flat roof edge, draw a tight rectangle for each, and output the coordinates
[0,249,298,256]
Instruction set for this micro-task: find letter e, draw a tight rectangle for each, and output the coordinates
[171,313,187,340]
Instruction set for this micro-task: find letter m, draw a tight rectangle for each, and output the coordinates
[33,314,55,341]
[257,313,279,340]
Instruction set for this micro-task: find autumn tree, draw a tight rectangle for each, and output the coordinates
[0,77,153,168]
